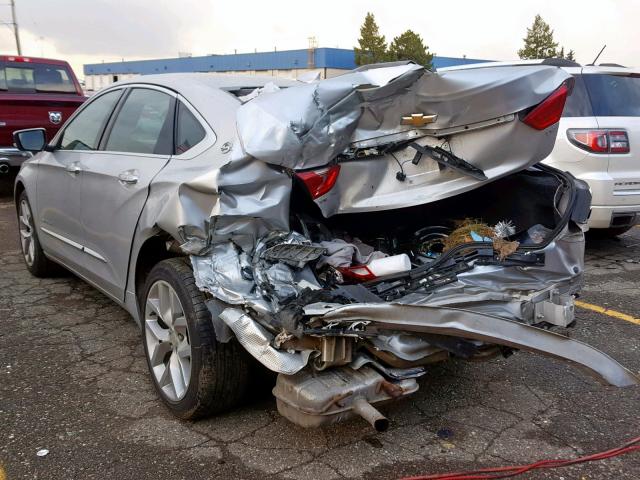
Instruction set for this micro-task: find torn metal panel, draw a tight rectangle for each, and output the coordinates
[311,303,639,387]
[220,308,313,374]
[236,63,423,170]
[191,231,323,314]
[394,227,585,323]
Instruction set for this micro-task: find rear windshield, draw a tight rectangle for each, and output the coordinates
[0,61,77,94]
[562,75,594,117]
[583,73,640,117]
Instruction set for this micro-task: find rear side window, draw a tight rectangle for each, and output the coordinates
[582,74,640,117]
[59,90,122,151]
[562,75,594,117]
[0,62,77,94]
[175,102,206,154]
[105,88,174,155]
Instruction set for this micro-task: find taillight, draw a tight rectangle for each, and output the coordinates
[338,265,376,281]
[567,129,630,154]
[522,83,569,130]
[609,130,631,153]
[295,164,340,199]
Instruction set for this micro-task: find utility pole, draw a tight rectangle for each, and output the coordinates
[10,0,21,55]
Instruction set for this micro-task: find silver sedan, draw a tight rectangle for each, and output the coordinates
[13,64,638,431]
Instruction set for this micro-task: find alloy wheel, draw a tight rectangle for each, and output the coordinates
[18,199,35,267]
[144,280,192,401]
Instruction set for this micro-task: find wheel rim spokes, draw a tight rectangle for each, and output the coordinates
[145,280,191,401]
[19,200,34,266]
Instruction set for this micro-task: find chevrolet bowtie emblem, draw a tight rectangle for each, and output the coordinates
[401,113,438,127]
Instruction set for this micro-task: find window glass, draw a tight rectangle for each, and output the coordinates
[562,75,593,117]
[582,74,640,117]
[59,90,122,151]
[5,67,34,92]
[0,67,5,90]
[1,62,76,93]
[175,102,206,154]
[105,89,173,154]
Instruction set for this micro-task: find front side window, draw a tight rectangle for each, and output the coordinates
[0,62,76,94]
[582,74,640,117]
[105,88,174,155]
[59,89,122,151]
[175,102,206,154]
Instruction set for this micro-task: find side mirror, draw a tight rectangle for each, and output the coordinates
[13,128,47,153]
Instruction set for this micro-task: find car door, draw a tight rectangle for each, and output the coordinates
[35,88,123,270]
[77,86,176,301]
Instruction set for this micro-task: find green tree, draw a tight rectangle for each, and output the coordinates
[518,14,559,59]
[566,49,576,61]
[388,30,433,68]
[354,13,388,65]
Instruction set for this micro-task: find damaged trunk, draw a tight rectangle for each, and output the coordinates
[177,62,639,430]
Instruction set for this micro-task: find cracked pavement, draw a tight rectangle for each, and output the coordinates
[0,176,639,479]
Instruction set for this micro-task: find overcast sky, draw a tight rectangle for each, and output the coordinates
[1,0,638,79]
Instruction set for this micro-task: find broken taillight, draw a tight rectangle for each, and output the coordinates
[567,129,630,154]
[522,83,569,131]
[296,164,340,199]
[338,265,376,281]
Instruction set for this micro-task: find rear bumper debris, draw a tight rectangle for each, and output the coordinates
[310,302,639,388]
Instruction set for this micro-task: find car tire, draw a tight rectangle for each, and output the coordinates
[17,191,59,277]
[141,257,250,420]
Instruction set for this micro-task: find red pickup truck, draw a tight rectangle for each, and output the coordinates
[0,55,86,173]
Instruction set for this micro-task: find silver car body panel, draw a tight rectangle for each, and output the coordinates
[15,65,638,394]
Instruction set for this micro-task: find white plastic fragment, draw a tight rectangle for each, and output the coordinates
[367,254,412,277]
[36,448,49,457]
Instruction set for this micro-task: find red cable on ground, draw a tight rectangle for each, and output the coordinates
[400,435,640,480]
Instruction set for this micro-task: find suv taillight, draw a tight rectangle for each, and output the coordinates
[522,83,569,130]
[609,130,631,153]
[567,129,630,154]
[295,164,341,199]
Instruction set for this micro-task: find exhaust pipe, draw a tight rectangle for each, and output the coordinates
[352,397,389,432]
[273,366,418,431]
[0,163,9,174]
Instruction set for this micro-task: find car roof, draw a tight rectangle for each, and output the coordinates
[0,55,72,67]
[113,72,299,92]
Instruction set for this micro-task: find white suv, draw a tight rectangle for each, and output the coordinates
[441,59,640,236]
[544,63,640,235]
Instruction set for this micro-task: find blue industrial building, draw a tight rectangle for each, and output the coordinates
[84,48,490,91]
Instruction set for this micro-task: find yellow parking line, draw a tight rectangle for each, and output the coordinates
[575,300,640,326]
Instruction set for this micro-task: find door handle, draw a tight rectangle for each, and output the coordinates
[65,162,81,175]
[118,170,139,185]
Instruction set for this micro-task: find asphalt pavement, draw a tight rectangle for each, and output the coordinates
[1,173,639,479]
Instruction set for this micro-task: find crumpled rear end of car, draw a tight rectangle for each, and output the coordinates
[151,62,639,430]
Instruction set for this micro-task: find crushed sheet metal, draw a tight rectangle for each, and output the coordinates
[191,242,269,311]
[312,303,640,387]
[235,63,569,171]
[396,228,584,322]
[220,308,313,374]
[191,232,322,314]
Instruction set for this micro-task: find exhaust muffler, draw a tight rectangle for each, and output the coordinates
[272,366,418,431]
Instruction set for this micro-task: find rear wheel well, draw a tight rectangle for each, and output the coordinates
[135,233,181,306]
